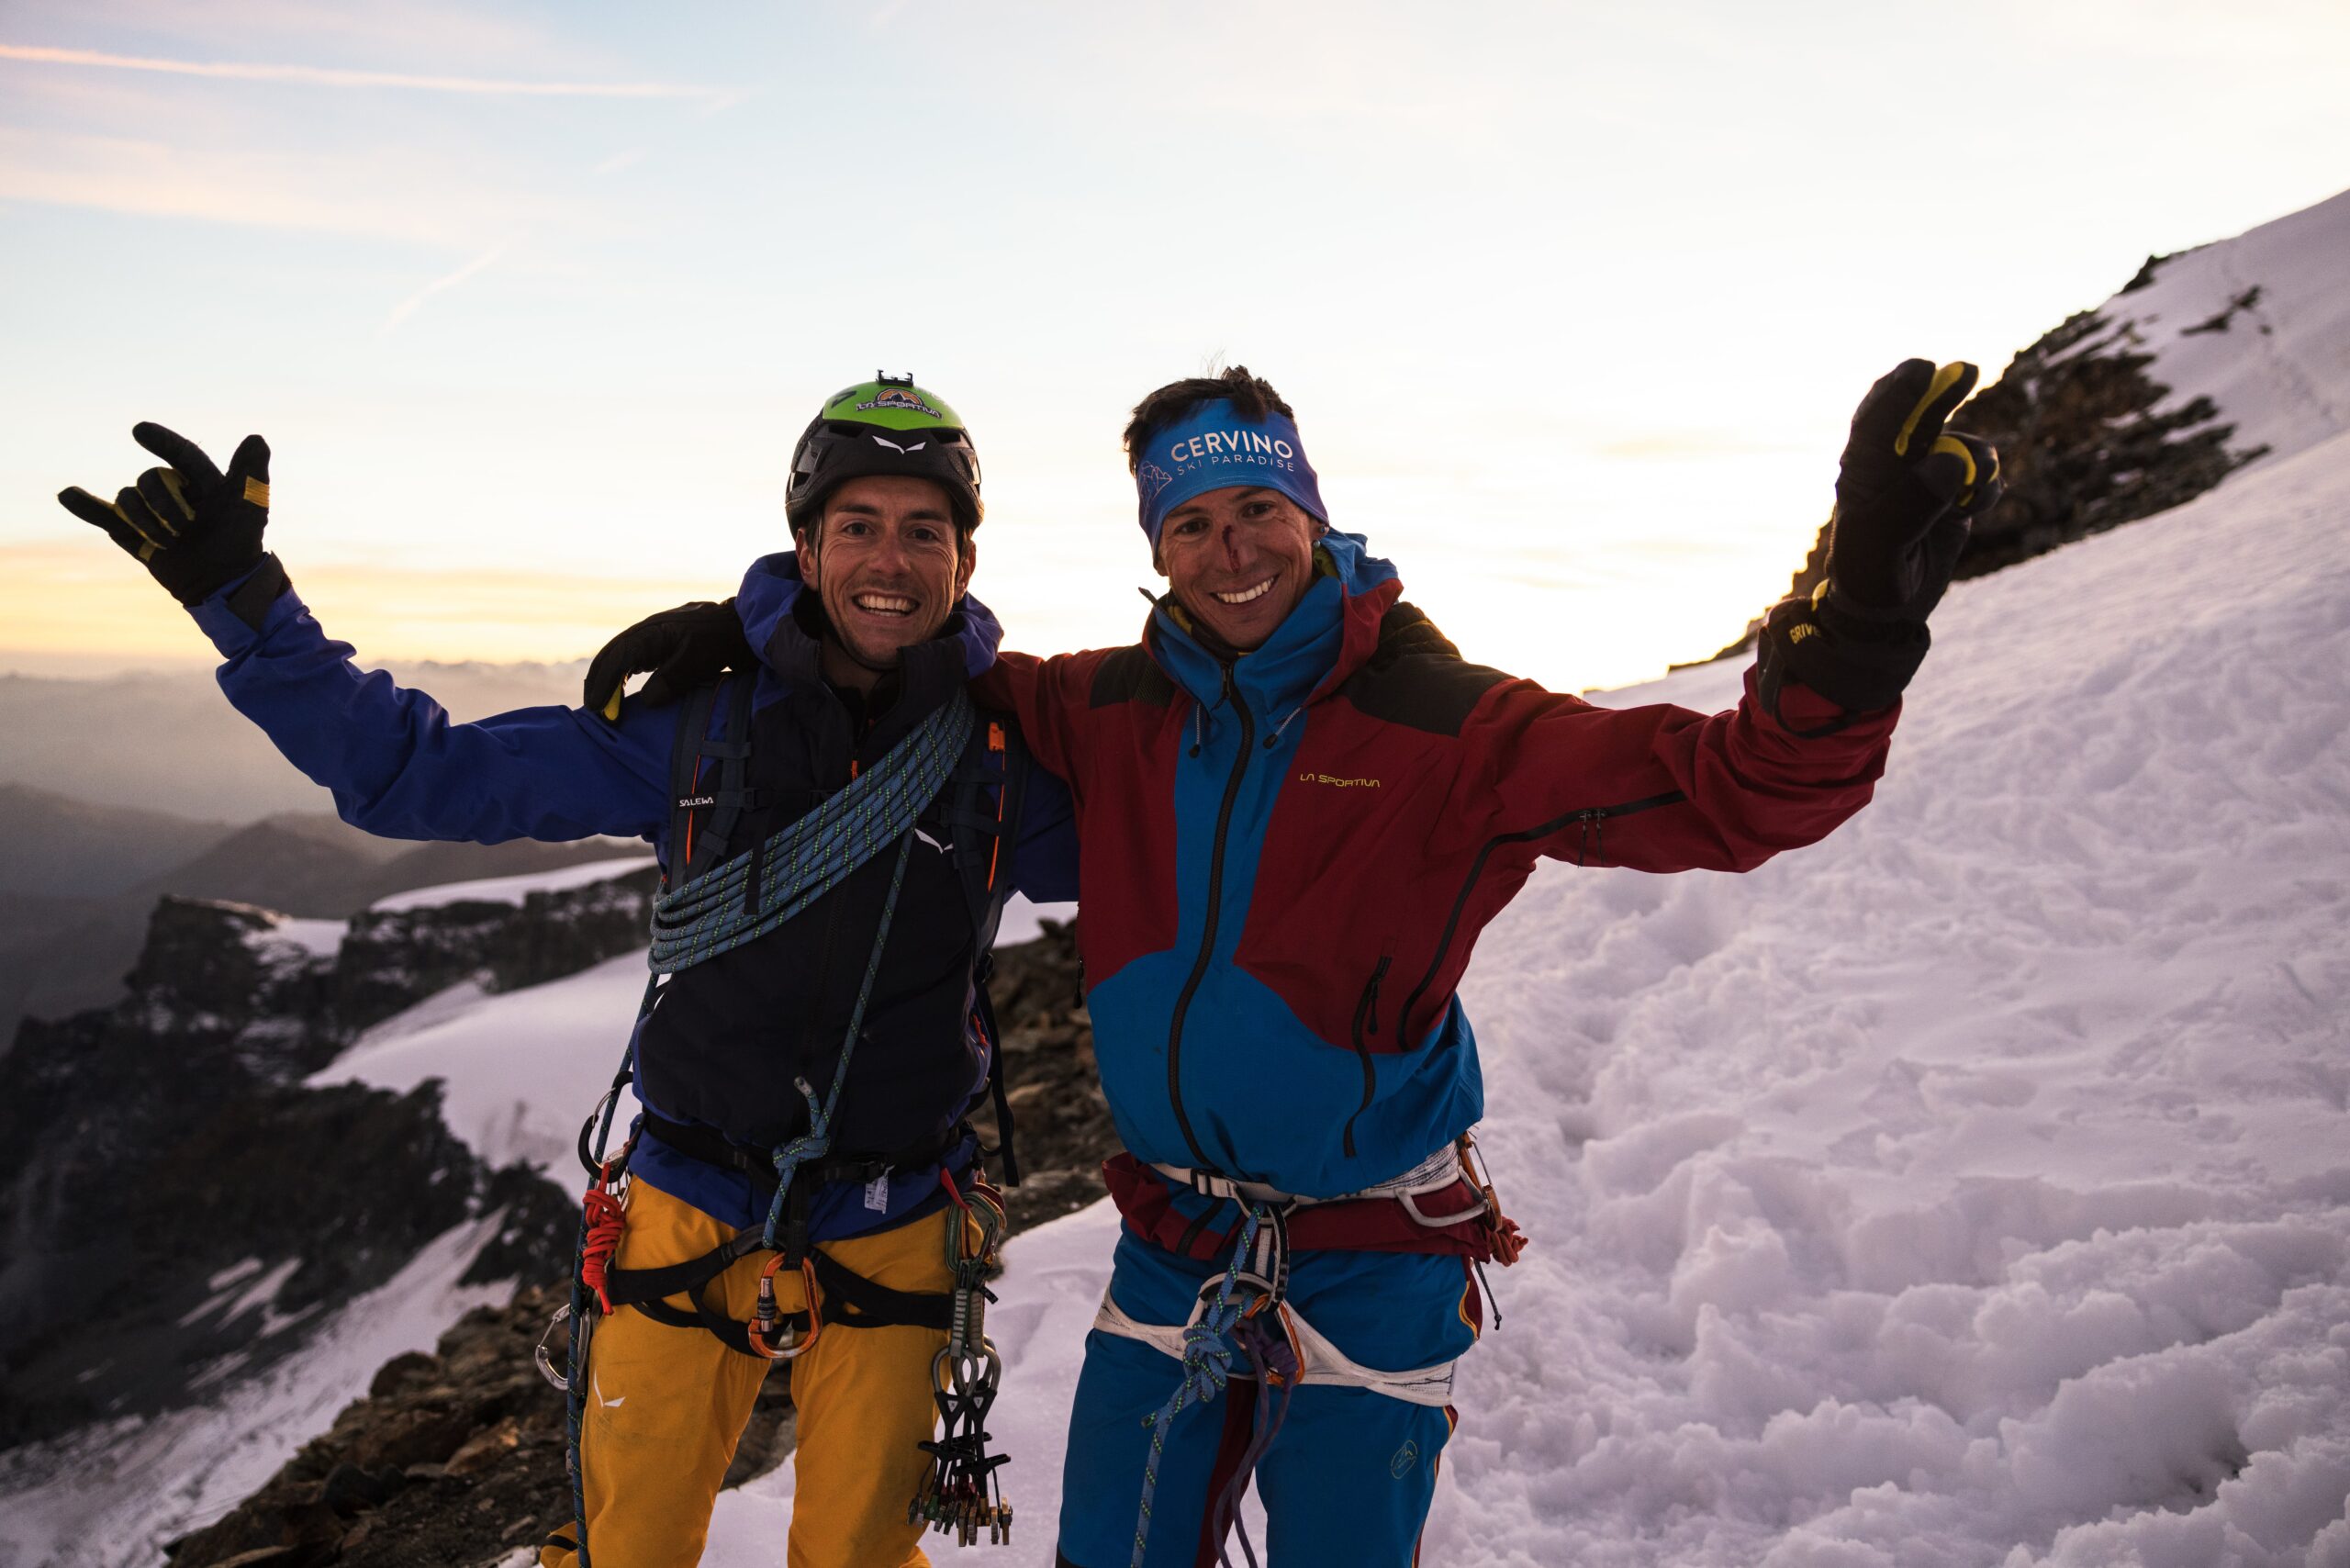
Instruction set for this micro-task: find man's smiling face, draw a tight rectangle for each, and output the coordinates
[800,474,974,675]
[1156,486,1323,653]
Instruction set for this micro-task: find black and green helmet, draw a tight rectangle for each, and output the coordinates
[786,373,982,535]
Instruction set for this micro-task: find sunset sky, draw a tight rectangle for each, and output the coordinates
[4,1,2345,693]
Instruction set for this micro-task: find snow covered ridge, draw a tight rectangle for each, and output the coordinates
[368,854,656,913]
[704,431,2350,1566]
[2094,186,2350,473]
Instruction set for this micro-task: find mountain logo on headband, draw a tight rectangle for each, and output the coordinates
[1136,462,1174,506]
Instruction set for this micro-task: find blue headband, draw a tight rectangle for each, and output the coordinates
[1134,398,1326,546]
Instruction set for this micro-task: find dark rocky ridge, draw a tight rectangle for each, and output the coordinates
[150,917,1106,1568]
[0,868,659,1455]
[1692,244,2270,667]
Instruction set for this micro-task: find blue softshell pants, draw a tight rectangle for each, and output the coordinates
[1055,1230,1479,1568]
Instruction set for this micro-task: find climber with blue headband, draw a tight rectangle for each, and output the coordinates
[588,358,2002,1565]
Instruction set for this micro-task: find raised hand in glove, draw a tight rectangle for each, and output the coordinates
[59,424,275,607]
[1824,359,2003,618]
[1761,361,2003,722]
[583,599,755,720]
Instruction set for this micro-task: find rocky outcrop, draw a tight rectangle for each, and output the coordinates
[1777,266,2268,604]
[1688,246,2274,669]
[0,868,656,1455]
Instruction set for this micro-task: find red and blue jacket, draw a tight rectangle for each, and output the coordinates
[976,532,1895,1199]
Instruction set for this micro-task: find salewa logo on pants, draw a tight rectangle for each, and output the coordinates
[595,1372,625,1409]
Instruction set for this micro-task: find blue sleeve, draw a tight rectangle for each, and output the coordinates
[1008,760,1079,904]
[190,579,676,845]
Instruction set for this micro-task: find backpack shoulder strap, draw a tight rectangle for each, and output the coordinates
[944,708,1033,1186]
[949,710,1031,955]
[665,675,759,887]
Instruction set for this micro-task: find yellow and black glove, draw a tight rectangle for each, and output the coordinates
[1761,361,2004,723]
[582,599,754,720]
[59,423,278,608]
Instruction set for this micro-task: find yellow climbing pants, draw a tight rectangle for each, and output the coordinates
[540,1179,959,1568]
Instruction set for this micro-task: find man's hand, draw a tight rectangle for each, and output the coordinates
[1758,361,2004,724]
[59,423,274,607]
[1825,359,2003,618]
[583,599,754,719]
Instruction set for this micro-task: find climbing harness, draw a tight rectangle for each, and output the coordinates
[910,1166,1015,1545]
[1110,1136,1527,1567]
[1126,1205,1294,1568]
[543,678,1032,1566]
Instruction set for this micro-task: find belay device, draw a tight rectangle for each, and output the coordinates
[537,678,1032,1565]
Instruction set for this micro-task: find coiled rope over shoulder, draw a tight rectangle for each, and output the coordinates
[647,688,976,974]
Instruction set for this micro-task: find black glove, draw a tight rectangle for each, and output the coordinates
[1824,359,2003,616]
[583,599,754,719]
[59,423,275,607]
[1760,361,2004,723]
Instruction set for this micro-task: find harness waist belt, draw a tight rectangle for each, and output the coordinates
[639,1111,965,1187]
[1091,1291,1460,1407]
[1150,1143,1479,1219]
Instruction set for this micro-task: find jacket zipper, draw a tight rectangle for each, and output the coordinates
[1390,789,1687,1051]
[1341,955,1391,1159]
[1163,666,1253,1171]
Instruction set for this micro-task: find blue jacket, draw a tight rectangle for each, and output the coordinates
[193,554,1078,1235]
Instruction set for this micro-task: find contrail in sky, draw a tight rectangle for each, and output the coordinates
[382,243,510,337]
[0,43,732,100]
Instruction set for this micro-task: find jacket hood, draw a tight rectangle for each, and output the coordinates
[733,550,1003,685]
[1146,530,1404,714]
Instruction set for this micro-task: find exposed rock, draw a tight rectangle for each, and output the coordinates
[0,868,655,1453]
[1698,248,2270,666]
[977,918,1122,1233]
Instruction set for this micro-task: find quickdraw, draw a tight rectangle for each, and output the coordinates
[911,1167,1014,1546]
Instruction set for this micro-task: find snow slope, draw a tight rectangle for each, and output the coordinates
[2075,185,2350,471]
[704,429,2350,1566]
[367,855,656,913]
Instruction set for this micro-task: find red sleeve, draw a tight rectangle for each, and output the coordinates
[1451,667,1896,873]
[972,650,1089,784]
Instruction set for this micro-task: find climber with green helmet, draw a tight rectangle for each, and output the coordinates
[59,375,1080,1568]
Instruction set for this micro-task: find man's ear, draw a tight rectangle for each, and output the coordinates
[954,531,979,600]
[795,527,821,589]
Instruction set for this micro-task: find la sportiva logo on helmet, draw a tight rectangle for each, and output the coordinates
[858,388,946,420]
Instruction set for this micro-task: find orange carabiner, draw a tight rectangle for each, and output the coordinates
[745,1253,823,1361]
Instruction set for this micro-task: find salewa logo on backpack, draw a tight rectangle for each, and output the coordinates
[676,794,717,810]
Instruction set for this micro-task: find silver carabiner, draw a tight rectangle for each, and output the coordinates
[534,1304,574,1390]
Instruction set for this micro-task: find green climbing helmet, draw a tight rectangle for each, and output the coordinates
[786,373,983,536]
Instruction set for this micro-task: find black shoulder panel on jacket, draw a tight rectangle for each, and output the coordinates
[1088,644,1177,710]
[1336,602,1513,737]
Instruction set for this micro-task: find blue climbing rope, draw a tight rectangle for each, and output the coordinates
[1130,1205,1270,1568]
[759,826,918,1249]
[647,689,973,974]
